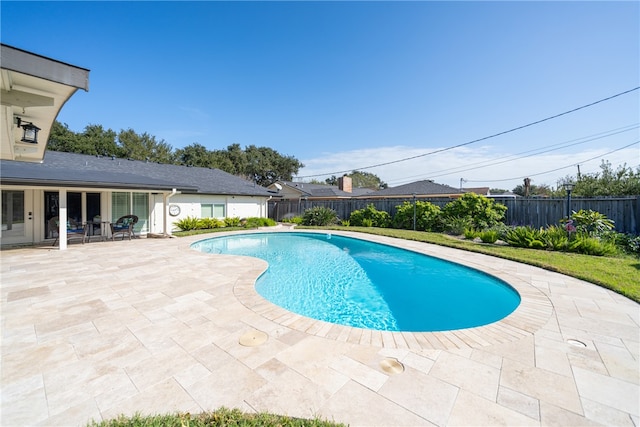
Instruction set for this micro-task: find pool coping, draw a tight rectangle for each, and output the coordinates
[229,229,554,350]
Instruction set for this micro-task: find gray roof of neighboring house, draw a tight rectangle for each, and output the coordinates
[361,180,463,197]
[0,150,276,197]
[279,181,374,198]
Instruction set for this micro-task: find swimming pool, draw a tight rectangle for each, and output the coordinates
[191,232,521,332]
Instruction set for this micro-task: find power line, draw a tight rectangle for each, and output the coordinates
[297,87,640,179]
[465,140,640,183]
[386,123,639,186]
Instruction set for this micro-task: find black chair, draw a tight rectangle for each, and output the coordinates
[110,215,139,240]
[49,216,87,246]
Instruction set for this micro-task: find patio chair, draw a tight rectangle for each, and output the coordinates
[49,216,88,246]
[110,215,138,240]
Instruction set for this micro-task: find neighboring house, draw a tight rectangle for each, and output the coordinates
[268,176,374,200]
[0,151,277,247]
[357,179,463,199]
[463,187,490,196]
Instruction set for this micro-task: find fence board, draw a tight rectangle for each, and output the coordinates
[268,196,640,235]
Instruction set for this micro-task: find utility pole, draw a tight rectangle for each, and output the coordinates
[577,164,581,179]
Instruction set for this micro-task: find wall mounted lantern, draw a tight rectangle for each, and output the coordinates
[16,117,40,144]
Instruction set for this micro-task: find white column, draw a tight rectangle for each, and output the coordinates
[59,189,67,250]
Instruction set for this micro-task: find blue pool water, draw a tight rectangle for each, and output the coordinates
[191,232,520,332]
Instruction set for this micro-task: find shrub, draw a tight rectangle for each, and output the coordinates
[567,209,615,237]
[282,216,303,225]
[463,228,479,240]
[541,225,569,251]
[197,217,223,229]
[504,226,546,249]
[612,233,640,256]
[349,204,391,228]
[302,206,339,226]
[341,220,350,226]
[441,193,507,230]
[244,217,276,228]
[568,233,617,256]
[224,217,242,227]
[442,216,473,235]
[393,201,441,231]
[479,230,499,244]
[174,216,200,231]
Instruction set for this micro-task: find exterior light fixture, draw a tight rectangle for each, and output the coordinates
[16,118,40,144]
[562,182,575,218]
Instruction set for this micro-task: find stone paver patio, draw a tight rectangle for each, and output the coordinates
[1,229,638,426]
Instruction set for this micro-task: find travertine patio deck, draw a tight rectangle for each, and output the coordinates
[1,229,638,426]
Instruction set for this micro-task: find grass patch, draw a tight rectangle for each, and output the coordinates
[303,226,640,303]
[88,408,345,427]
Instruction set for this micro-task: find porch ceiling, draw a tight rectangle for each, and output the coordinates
[0,44,89,163]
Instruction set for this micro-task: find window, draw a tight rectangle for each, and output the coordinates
[2,190,24,237]
[112,192,130,220]
[201,203,225,218]
[112,192,149,233]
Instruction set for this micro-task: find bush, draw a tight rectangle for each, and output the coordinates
[174,216,200,231]
[393,201,441,231]
[224,217,242,227]
[197,217,223,229]
[302,206,339,226]
[282,216,303,225]
[541,225,569,251]
[612,233,640,256]
[441,193,507,230]
[567,209,615,237]
[349,204,391,228]
[463,228,479,240]
[479,230,499,244]
[442,216,473,235]
[504,226,546,249]
[244,217,276,228]
[568,233,617,256]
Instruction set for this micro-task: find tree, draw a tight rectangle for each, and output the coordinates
[48,122,80,152]
[512,183,552,197]
[175,143,216,167]
[348,170,388,190]
[118,129,174,163]
[245,145,304,186]
[46,121,305,185]
[569,161,640,196]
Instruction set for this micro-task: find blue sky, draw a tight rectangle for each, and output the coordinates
[2,1,638,190]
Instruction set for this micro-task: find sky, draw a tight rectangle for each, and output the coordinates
[2,1,638,191]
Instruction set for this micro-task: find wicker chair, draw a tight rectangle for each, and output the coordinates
[110,215,138,240]
[49,216,87,246]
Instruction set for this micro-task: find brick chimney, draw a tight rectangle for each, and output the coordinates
[338,175,352,193]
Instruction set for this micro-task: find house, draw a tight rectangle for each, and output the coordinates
[268,176,374,200]
[356,179,463,199]
[0,44,274,248]
[0,150,276,247]
[463,187,490,196]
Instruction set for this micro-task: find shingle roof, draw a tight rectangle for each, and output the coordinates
[279,181,374,198]
[360,180,462,197]
[0,151,276,197]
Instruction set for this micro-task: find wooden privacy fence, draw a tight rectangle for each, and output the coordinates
[268,196,640,235]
